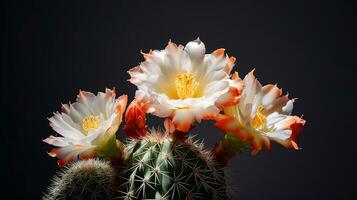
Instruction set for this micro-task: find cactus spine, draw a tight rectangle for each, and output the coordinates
[118,131,229,200]
[43,159,117,200]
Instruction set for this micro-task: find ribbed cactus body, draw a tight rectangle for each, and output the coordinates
[43,159,117,200]
[119,132,229,200]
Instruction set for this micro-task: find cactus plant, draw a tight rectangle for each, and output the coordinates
[118,131,229,200]
[42,39,305,200]
[43,159,117,200]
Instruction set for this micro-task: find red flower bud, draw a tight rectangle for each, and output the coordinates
[123,99,147,139]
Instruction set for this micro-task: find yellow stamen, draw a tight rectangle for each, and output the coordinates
[82,115,101,135]
[174,72,199,99]
[251,106,267,129]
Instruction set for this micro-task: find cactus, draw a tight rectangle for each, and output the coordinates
[118,130,229,200]
[43,39,306,200]
[43,159,117,200]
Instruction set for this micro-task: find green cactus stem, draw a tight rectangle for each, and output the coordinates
[118,130,229,200]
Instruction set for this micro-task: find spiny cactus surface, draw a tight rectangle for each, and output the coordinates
[118,132,229,200]
[43,159,116,200]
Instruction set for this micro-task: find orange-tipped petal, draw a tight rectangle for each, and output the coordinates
[224,56,236,73]
[289,117,306,141]
[141,49,154,60]
[79,150,96,160]
[167,40,177,49]
[268,115,305,150]
[48,148,59,157]
[287,117,305,150]
[234,127,253,141]
[57,154,77,167]
[291,140,299,150]
[250,135,270,155]
[172,109,195,132]
[231,71,239,81]
[57,159,67,167]
[55,150,78,167]
[213,48,225,57]
[116,94,128,115]
[214,115,240,132]
[229,56,236,63]
[164,118,175,134]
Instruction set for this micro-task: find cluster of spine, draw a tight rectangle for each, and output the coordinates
[118,131,229,200]
[44,131,230,200]
[43,159,117,200]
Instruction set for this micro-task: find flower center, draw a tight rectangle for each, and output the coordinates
[251,106,267,129]
[174,72,199,99]
[82,115,101,135]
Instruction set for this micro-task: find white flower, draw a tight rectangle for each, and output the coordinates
[215,70,305,154]
[128,38,242,132]
[43,89,127,166]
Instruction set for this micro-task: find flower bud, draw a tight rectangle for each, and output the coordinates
[123,99,147,139]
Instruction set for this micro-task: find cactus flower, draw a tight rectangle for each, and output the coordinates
[214,70,305,154]
[43,89,127,166]
[128,38,243,132]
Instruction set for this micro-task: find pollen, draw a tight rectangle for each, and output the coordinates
[82,115,101,135]
[174,72,199,99]
[251,106,267,129]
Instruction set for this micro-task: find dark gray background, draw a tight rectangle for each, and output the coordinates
[2,0,356,199]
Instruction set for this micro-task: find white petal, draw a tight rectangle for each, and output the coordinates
[77,90,96,108]
[91,90,113,118]
[282,99,294,114]
[178,50,192,72]
[264,95,292,115]
[193,105,220,122]
[262,84,282,107]
[49,112,84,140]
[53,145,95,163]
[266,112,288,127]
[204,80,229,96]
[69,102,89,123]
[61,113,83,132]
[197,53,228,80]
[265,129,292,140]
[43,136,73,147]
[204,70,227,83]
[239,70,262,119]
